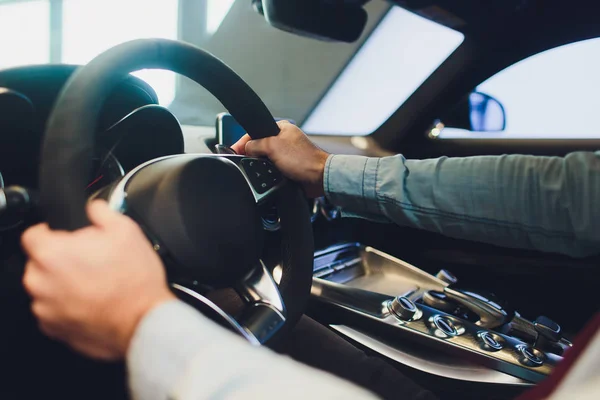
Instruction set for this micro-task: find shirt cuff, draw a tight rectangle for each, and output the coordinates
[324,154,381,216]
[126,299,230,400]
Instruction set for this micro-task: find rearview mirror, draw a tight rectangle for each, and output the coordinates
[253,0,368,43]
[437,91,506,133]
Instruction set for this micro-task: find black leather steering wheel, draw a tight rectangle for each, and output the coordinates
[39,39,314,344]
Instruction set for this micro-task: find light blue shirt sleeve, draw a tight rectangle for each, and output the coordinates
[324,152,600,258]
[127,300,378,400]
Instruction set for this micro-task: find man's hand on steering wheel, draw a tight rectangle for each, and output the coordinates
[21,200,175,360]
[231,121,329,199]
[26,39,315,362]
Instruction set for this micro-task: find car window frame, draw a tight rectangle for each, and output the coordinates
[371,17,600,158]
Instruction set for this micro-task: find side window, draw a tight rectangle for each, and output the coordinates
[62,0,179,106]
[0,1,50,69]
[0,0,236,108]
[439,37,600,139]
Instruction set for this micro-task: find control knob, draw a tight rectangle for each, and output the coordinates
[389,296,418,320]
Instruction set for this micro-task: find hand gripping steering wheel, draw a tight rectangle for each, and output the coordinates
[39,39,314,345]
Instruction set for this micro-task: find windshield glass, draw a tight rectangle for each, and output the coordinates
[0,0,463,135]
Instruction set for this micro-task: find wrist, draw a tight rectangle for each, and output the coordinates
[116,290,177,357]
[307,150,329,198]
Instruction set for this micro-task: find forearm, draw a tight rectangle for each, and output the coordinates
[127,300,377,400]
[324,152,600,258]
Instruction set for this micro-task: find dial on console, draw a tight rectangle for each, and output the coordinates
[389,296,418,320]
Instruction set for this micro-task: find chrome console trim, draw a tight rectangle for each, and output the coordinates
[313,244,447,297]
[312,278,560,383]
[310,244,562,384]
[362,246,448,291]
[330,325,532,386]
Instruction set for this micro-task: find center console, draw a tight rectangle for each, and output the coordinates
[309,243,572,386]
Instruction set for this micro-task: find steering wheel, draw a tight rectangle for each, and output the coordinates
[39,39,314,345]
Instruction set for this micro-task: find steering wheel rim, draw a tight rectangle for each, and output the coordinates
[41,39,280,230]
[39,38,314,342]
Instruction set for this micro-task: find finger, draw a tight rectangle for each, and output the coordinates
[31,300,56,321]
[231,134,251,155]
[37,319,64,340]
[21,223,52,255]
[31,300,70,341]
[21,224,68,265]
[87,200,124,230]
[32,301,78,343]
[22,260,46,296]
[277,120,292,128]
[245,138,272,158]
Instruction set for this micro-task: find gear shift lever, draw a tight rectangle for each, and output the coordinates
[443,286,512,329]
[534,316,561,342]
[533,316,572,354]
[502,313,572,355]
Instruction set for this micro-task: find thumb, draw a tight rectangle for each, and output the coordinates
[87,200,124,230]
[245,137,273,158]
[231,134,251,155]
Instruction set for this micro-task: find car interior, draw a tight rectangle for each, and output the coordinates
[1,0,599,399]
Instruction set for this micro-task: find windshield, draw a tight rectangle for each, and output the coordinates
[0,0,463,135]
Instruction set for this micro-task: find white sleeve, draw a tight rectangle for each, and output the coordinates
[548,330,600,400]
[127,300,379,400]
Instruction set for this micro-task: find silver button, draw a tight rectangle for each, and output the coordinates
[433,315,457,336]
[517,345,544,367]
[478,331,503,351]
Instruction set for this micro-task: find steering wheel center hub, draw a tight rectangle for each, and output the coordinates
[121,155,264,286]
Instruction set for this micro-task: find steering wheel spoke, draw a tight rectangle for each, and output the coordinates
[234,260,286,343]
[171,260,285,345]
[171,283,261,345]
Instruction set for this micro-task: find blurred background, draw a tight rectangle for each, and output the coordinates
[1,0,599,138]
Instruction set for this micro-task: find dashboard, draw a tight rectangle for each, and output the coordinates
[0,64,356,237]
[0,61,393,247]
[0,65,185,233]
[0,100,185,187]
[0,104,185,233]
